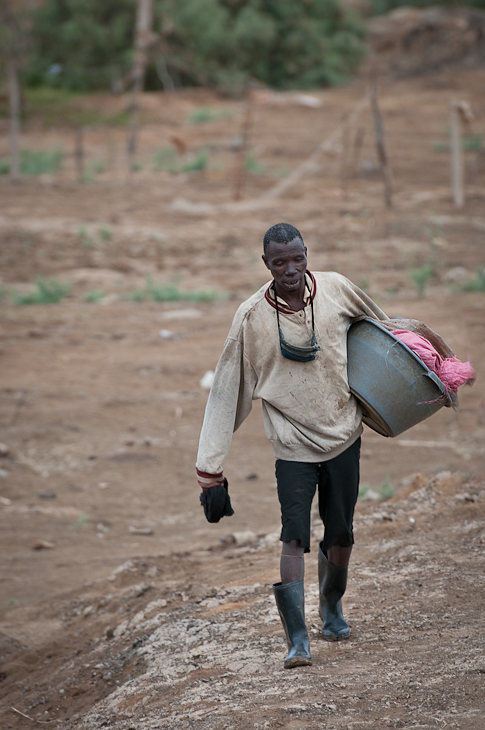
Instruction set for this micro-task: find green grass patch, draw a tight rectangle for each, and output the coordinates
[451,267,485,293]
[153,146,178,172]
[98,227,111,241]
[13,278,70,306]
[16,87,131,127]
[359,475,394,502]
[84,290,105,302]
[0,149,64,176]
[178,150,209,173]
[189,107,232,125]
[122,277,224,303]
[246,153,266,175]
[409,262,434,297]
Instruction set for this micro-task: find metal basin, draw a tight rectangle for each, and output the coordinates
[347,319,451,437]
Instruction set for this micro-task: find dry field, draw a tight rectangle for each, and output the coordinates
[0,67,484,729]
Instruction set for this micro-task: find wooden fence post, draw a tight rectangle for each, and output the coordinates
[127,0,154,171]
[369,84,393,209]
[8,60,21,181]
[450,100,464,208]
[232,90,253,202]
[74,126,84,182]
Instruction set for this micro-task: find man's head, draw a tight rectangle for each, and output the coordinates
[262,223,307,298]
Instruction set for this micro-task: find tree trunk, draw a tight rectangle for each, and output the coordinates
[127,0,154,162]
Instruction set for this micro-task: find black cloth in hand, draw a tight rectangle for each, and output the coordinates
[200,478,234,523]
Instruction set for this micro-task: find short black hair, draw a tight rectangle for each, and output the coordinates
[263,223,303,254]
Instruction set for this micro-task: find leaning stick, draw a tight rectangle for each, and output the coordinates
[369,83,393,209]
[10,706,51,724]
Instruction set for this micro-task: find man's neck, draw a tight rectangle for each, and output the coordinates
[275,279,307,311]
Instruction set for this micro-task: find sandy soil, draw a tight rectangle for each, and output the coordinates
[0,68,484,729]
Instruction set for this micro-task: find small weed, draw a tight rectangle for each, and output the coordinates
[69,514,89,530]
[359,475,394,501]
[122,277,223,303]
[189,107,232,125]
[451,267,485,293]
[0,286,7,302]
[409,263,433,297]
[99,228,112,241]
[131,160,143,172]
[91,160,105,174]
[178,150,209,173]
[0,159,10,175]
[13,278,70,306]
[78,226,94,248]
[432,134,482,153]
[246,153,266,175]
[8,598,18,607]
[153,146,177,172]
[84,290,105,302]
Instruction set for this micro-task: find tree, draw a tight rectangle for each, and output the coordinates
[0,1,35,179]
[24,0,367,92]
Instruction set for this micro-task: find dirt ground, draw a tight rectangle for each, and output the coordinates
[0,67,484,730]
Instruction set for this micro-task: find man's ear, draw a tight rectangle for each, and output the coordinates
[262,254,270,270]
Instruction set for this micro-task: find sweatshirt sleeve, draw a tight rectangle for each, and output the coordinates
[196,334,257,478]
[340,276,390,323]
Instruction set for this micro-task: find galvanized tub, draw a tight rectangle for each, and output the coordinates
[347,319,451,437]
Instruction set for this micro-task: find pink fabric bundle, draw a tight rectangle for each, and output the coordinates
[391,330,475,393]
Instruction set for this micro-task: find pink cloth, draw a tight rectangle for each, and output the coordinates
[391,330,475,393]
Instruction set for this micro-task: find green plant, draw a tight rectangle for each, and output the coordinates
[84,289,105,302]
[25,0,366,92]
[359,475,394,501]
[0,149,64,176]
[69,515,89,530]
[178,150,209,173]
[122,277,223,303]
[409,262,433,297]
[13,278,71,305]
[452,267,485,293]
[246,153,266,174]
[131,160,143,172]
[78,226,94,247]
[189,107,232,124]
[91,160,105,174]
[153,146,177,172]
[0,287,7,302]
[99,228,111,241]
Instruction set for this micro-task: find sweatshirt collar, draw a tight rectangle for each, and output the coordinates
[264,270,316,314]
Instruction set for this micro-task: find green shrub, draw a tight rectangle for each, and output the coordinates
[25,0,366,92]
[99,228,111,241]
[123,277,223,303]
[246,153,266,175]
[178,150,209,173]
[84,290,105,302]
[13,278,71,305]
[189,107,232,124]
[153,146,177,172]
[409,263,433,297]
[452,268,485,293]
[0,149,64,176]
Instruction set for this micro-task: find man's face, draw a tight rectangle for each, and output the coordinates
[262,237,308,296]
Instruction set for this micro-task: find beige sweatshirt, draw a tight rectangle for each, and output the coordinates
[196,272,389,477]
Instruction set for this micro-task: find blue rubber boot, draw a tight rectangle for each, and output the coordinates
[318,542,350,641]
[273,580,312,668]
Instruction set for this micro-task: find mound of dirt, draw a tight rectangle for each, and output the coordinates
[362,6,485,79]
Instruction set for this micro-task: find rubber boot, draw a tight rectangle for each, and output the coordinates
[273,580,312,668]
[318,542,350,641]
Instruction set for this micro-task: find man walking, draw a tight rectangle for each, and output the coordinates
[196,222,389,668]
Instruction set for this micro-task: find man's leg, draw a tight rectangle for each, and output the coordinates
[273,460,317,668]
[280,539,305,584]
[327,545,352,568]
[318,438,361,640]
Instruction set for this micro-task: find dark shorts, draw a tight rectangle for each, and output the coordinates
[275,437,361,553]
